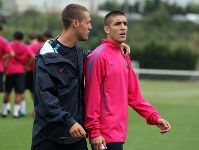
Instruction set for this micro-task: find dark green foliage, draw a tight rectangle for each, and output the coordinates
[170,45,198,70]
[147,4,171,27]
[144,0,161,15]
[129,42,144,61]
[80,15,105,50]
[141,39,170,69]
[130,39,198,70]
[99,0,122,11]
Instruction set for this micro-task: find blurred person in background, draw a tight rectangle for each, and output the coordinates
[2,31,34,118]
[28,33,38,45]
[84,11,171,150]
[0,25,15,116]
[25,33,44,116]
[31,3,130,150]
[43,31,53,42]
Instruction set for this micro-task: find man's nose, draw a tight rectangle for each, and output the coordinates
[89,24,92,30]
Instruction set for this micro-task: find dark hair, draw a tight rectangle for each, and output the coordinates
[36,34,45,42]
[43,31,52,38]
[104,11,125,27]
[13,31,23,40]
[0,25,3,31]
[61,4,88,29]
[28,33,37,40]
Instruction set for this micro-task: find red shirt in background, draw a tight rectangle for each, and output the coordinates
[6,41,34,75]
[28,43,43,71]
[0,36,13,72]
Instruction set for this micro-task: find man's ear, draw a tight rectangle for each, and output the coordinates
[72,20,79,28]
[104,26,110,34]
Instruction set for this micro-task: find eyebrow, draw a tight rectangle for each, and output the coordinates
[114,21,128,24]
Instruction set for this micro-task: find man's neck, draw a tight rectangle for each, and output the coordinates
[58,30,77,48]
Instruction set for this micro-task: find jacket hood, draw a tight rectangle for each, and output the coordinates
[35,41,67,64]
[40,41,58,55]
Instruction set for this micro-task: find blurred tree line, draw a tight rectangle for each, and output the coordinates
[99,0,199,14]
[0,0,198,70]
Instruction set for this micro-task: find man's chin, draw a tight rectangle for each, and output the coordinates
[119,39,126,44]
[79,37,88,41]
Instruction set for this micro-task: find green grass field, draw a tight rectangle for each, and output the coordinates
[0,80,199,150]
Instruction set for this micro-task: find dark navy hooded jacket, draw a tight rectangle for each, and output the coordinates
[31,40,91,148]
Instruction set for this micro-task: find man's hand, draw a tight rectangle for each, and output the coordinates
[157,118,171,134]
[69,122,86,138]
[91,135,106,150]
[24,65,30,72]
[121,43,130,57]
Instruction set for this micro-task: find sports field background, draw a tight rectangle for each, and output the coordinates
[0,80,198,150]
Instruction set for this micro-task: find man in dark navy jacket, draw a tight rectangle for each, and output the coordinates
[32,4,92,150]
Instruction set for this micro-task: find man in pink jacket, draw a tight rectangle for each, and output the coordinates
[84,11,171,150]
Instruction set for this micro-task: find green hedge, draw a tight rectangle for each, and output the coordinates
[130,39,198,70]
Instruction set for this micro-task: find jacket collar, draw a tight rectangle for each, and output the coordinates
[102,39,121,50]
[36,41,83,67]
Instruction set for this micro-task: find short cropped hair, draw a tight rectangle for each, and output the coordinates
[13,31,23,40]
[104,11,125,27]
[28,34,37,40]
[43,31,52,39]
[61,4,88,30]
[37,34,45,43]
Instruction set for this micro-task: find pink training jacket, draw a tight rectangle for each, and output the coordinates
[84,39,161,143]
[28,42,43,71]
[6,41,33,75]
[0,36,12,72]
